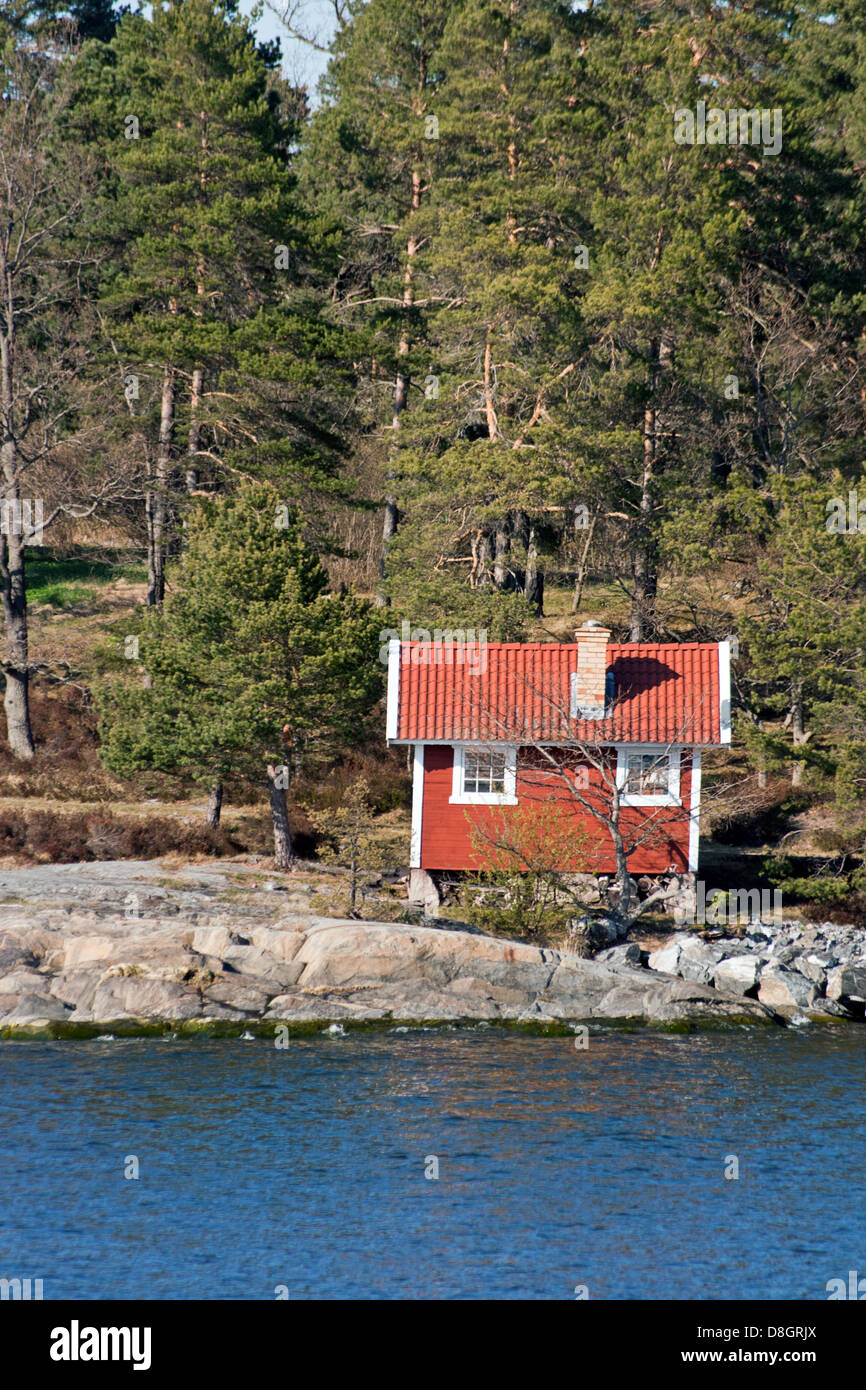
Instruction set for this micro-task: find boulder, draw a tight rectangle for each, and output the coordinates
[219,944,302,985]
[408,869,440,917]
[294,922,554,996]
[769,943,800,966]
[758,968,818,1011]
[826,964,866,1005]
[61,935,118,969]
[647,942,682,975]
[0,968,51,995]
[248,926,305,962]
[595,943,643,967]
[204,976,278,1013]
[85,976,202,1021]
[806,998,853,1019]
[192,926,239,958]
[49,968,104,1013]
[677,939,725,985]
[1,993,72,1023]
[713,956,760,996]
[264,993,389,1021]
[792,956,827,989]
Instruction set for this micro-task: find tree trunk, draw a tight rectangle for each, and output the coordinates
[1,523,36,757]
[475,531,493,589]
[147,366,175,607]
[377,495,399,608]
[629,338,660,641]
[513,509,543,614]
[0,331,35,758]
[483,332,500,441]
[791,681,807,788]
[186,365,203,493]
[267,765,293,870]
[377,167,422,607]
[493,522,510,588]
[524,525,543,616]
[349,852,358,913]
[206,779,223,830]
[571,511,597,614]
[607,789,635,934]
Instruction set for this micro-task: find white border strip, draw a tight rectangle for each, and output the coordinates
[718,640,732,745]
[386,638,400,742]
[410,743,424,868]
[688,749,702,873]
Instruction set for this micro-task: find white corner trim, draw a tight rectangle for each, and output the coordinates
[449,743,518,806]
[688,748,702,873]
[718,640,732,745]
[386,638,400,742]
[410,743,424,868]
[615,745,682,806]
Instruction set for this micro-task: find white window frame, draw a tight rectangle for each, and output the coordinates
[616,745,681,807]
[450,743,518,806]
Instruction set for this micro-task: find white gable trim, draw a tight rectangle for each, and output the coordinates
[688,749,702,872]
[410,743,424,868]
[386,639,400,742]
[718,640,732,745]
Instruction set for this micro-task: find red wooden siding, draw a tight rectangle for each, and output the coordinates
[419,744,692,874]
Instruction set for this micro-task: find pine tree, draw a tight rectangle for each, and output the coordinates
[79,0,350,604]
[376,0,593,630]
[299,0,454,600]
[97,483,383,867]
[738,474,866,794]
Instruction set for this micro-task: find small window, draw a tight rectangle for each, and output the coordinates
[617,747,681,805]
[463,748,506,795]
[450,744,518,805]
[626,753,670,796]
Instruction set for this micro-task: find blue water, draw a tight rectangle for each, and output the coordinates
[0,1027,863,1300]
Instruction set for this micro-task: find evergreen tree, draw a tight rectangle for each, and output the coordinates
[378,0,592,630]
[299,0,454,601]
[738,474,866,795]
[97,483,383,867]
[76,0,351,605]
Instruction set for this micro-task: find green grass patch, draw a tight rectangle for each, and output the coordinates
[28,581,92,608]
[25,548,146,591]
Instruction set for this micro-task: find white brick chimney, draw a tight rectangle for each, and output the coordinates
[571,620,611,719]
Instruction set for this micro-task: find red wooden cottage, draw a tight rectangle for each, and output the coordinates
[386,623,731,896]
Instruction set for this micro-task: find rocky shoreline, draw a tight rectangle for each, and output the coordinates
[0,860,860,1036]
[640,916,866,1019]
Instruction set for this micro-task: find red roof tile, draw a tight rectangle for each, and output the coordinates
[391,641,727,746]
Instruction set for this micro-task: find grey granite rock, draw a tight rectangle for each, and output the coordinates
[713,956,760,996]
[758,968,818,1012]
